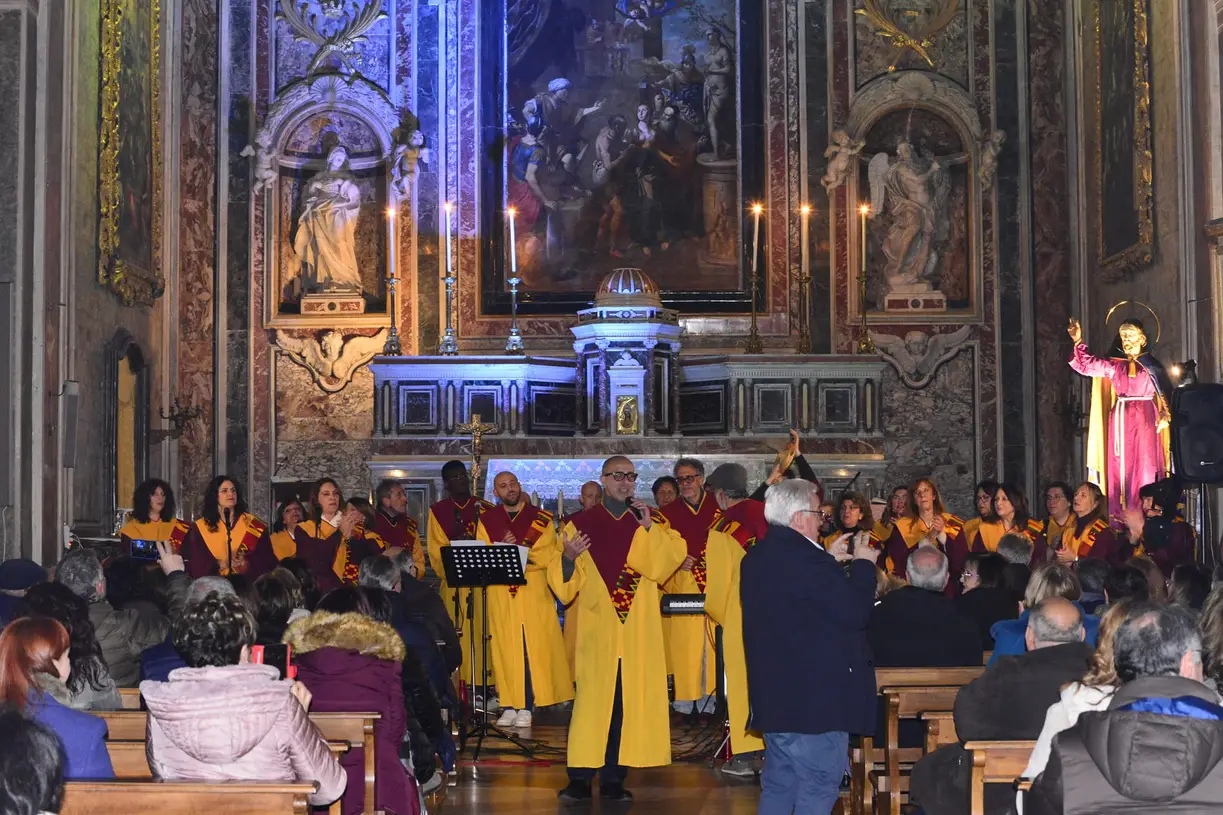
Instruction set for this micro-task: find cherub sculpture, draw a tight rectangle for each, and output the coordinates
[273,328,390,393]
[821,130,865,191]
[871,326,971,388]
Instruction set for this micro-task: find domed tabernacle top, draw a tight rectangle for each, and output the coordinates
[594,268,663,309]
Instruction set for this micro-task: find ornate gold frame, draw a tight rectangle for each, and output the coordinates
[1094,0,1153,281]
[97,0,165,307]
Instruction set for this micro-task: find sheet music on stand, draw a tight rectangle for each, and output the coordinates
[440,542,527,588]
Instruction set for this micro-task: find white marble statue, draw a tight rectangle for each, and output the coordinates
[872,326,971,388]
[867,141,952,294]
[293,145,364,293]
[274,328,389,393]
[821,130,865,191]
[978,129,1006,190]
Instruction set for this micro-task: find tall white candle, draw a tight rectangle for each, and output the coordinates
[443,201,453,279]
[800,204,811,277]
[750,203,763,277]
[859,204,869,274]
[507,208,518,276]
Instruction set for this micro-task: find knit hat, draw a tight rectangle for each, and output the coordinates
[0,558,47,592]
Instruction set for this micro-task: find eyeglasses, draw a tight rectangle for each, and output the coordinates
[798,509,831,520]
[960,572,979,582]
[676,474,702,485]
[603,471,639,482]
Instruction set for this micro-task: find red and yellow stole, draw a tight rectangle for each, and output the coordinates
[334,521,387,584]
[373,510,421,551]
[977,517,1043,552]
[121,519,191,552]
[895,513,963,549]
[570,504,661,623]
[660,493,721,591]
[1062,517,1111,559]
[429,497,492,541]
[195,514,266,575]
[481,504,553,596]
[713,515,757,551]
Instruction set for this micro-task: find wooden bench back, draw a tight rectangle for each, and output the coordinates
[98,710,147,741]
[874,686,962,815]
[106,740,351,780]
[117,688,142,710]
[61,780,316,815]
[874,665,984,688]
[963,740,1037,815]
[919,710,958,752]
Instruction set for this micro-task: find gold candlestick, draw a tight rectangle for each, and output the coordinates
[856,203,876,354]
[744,202,765,354]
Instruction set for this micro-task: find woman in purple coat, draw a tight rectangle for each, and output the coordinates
[285,587,421,815]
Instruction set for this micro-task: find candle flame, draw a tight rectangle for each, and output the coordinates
[751,203,764,215]
[858,203,871,215]
[507,207,517,218]
[443,201,453,213]
[800,204,812,216]
[386,207,397,218]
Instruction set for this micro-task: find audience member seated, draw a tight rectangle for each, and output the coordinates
[998,532,1035,566]
[279,556,322,611]
[1001,561,1032,604]
[103,555,170,618]
[0,617,113,778]
[1073,557,1109,615]
[911,597,1093,815]
[1169,564,1212,611]
[955,552,1018,649]
[286,586,423,815]
[1023,600,1131,781]
[0,707,66,815]
[989,563,1100,664]
[1030,603,1223,814]
[869,546,983,668]
[140,575,234,683]
[1128,555,1169,604]
[21,582,122,710]
[253,568,308,645]
[1104,564,1150,606]
[0,558,45,629]
[140,592,345,807]
[56,549,168,687]
[1201,587,1223,695]
[386,547,461,678]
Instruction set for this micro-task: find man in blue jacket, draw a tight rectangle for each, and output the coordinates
[741,478,880,815]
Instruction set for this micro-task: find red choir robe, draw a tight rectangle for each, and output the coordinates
[181,514,276,579]
[427,496,496,687]
[476,504,573,709]
[1132,517,1197,578]
[883,514,969,588]
[721,498,767,547]
[294,519,386,593]
[659,493,723,701]
[1061,517,1124,567]
[372,509,426,577]
[547,503,686,768]
[971,517,1044,554]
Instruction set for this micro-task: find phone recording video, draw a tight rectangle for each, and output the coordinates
[250,643,295,680]
[129,539,160,562]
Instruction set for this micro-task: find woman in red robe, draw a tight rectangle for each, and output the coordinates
[180,476,276,579]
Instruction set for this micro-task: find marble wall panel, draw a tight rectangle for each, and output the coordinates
[0,12,20,283]
[274,355,376,441]
[853,0,970,90]
[275,439,375,505]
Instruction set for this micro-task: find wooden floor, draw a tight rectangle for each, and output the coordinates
[433,722,761,814]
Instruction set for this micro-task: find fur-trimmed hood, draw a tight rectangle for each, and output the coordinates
[283,611,405,662]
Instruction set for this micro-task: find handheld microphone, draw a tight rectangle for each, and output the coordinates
[624,496,645,521]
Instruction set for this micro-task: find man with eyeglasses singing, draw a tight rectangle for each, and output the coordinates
[659,457,724,716]
[549,456,686,803]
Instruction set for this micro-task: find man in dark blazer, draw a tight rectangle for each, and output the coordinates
[742,479,880,815]
[911,597,1094,815]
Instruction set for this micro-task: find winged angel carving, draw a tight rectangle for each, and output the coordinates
[278,0,388,77]
[872,326,971,388]
[867,141,952,294]
[274,328,389,392]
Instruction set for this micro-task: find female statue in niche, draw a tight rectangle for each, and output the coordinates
[293,145,364,294]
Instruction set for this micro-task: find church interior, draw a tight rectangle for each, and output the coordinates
[4,0,1223,810]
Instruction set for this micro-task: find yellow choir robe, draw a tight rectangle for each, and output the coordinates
[270,528,297,560]
[659,493,722,702]
[703,523,765,755]
[548,505,686,769]
[427,496,496,687]
[476,504,574,709]
[118,518,191,556]
[972,517,1043,553]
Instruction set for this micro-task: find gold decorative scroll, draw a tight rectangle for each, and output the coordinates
[855,0,960,71]
[97,0,165,306]
[1093,0,1153,280]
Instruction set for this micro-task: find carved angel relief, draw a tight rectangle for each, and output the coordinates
[273,328,389,392]
[871,326,971,388]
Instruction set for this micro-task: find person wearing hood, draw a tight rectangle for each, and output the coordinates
[140,592,345,808]
[1030,602,1223,814]
[0,557,46,629]
[285,588,421,815]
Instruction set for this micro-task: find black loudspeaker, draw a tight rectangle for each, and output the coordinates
[1171,383,1223,484]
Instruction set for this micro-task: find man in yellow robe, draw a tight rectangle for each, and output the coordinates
[476,471,573,729]
[549,455,686,802]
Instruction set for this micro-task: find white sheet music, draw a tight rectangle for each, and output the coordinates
[450,540,530,571]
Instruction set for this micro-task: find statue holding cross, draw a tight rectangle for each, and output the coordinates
[456,413,498,496]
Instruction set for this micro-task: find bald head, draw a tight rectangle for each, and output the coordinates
[492,471,523,509]
[579,481,603,510]
[1026,596,1085,650]
[907,546,949,593]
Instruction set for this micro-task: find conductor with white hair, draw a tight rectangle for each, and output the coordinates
[741,479,881,814]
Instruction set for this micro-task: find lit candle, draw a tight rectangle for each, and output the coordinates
[750,203,763,277]
[507,207,518,276]
[800,204,812,277]
[858,203,870,274]
[443,201,453,280]
[386,206,397,279]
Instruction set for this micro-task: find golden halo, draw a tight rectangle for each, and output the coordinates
[1105,299,1161,344]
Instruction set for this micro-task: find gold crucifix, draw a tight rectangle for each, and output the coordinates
[455,413,498,495]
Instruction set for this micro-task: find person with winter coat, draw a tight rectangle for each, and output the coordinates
[20,582,123,710]
[286,587,422,815]
[140,592,345,808]
[1030,603,1223,815]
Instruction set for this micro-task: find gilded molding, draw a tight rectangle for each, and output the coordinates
[1093,0,1154,281]
[97,0,165,307]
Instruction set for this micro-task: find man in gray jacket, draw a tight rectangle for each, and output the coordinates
[1030,602,1223,814]
[57,549,169,686]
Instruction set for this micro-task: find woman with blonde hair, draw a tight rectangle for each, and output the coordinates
[987,562,1101,663]
[1126,555,1168,604]
[1022,599,1133,781]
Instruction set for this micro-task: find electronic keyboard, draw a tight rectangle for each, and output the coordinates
[661,593,706,615]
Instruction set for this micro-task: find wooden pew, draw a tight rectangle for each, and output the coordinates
[963,740,1036,815]
[982,651,993,665]
[850,667,984,815]
[920,710,957,753]
[98,710,147,741]
[117,688,142,710]
[106,740,351,779]
[61,780,316,815]
[872,685,961,815]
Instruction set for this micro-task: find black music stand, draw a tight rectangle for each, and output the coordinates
[440,544,534,760]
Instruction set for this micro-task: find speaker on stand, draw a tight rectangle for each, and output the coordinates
[1171,383,1223,570]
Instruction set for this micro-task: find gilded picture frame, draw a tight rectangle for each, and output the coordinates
[97,0,165,307]
[1094,0,1153,281]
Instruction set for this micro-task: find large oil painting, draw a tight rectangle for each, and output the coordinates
[98,0,164,306]
[482,0,764,315]
[1094,0,1152,278]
